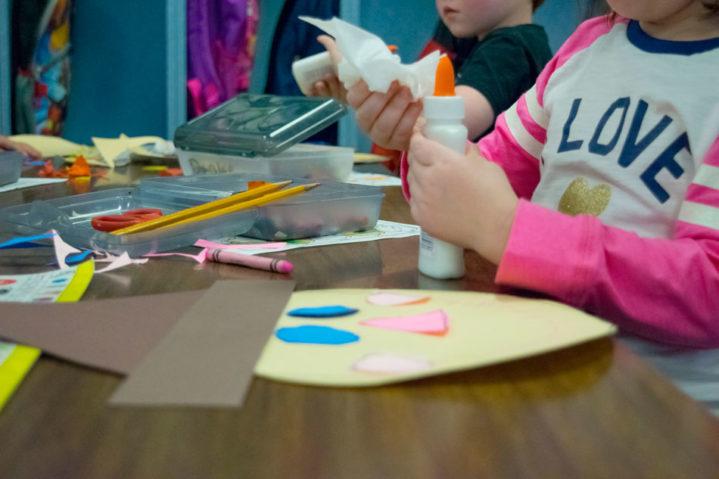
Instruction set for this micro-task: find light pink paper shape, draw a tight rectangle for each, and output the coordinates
[144,249,208,264]
[52,230,81,270]
[95,252,148,273]
[360,309,449,336]
[194,239,287,251]
[367,292,430,306]
[352,353,432,374]
[50,232,147,274]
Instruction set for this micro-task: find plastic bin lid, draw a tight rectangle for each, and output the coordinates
[173,94,347,158]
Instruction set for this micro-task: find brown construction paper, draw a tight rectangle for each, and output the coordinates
[109,280,295,407]
[0,290,205,374]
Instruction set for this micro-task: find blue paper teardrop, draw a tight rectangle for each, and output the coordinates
[275,325,360,345]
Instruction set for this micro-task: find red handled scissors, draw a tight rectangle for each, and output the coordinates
[91,208,164,232]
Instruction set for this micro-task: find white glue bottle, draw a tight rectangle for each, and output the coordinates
[418,55,466,279]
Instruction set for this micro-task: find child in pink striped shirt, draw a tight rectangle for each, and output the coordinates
[403,0,719,411]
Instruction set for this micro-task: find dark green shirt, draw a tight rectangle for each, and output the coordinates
[456,24,552,124]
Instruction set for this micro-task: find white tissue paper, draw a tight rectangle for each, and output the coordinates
[300,16,441,100]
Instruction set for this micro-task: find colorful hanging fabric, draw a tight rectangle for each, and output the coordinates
[12,0,72,136]
[186,0,259,117]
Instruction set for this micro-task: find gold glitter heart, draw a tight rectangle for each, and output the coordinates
[558,177,611,216]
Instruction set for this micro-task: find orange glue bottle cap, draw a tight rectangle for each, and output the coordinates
[424,55,464,119]
[433,55,455,96]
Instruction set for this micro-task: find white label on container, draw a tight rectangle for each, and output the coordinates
[420,230,435,254]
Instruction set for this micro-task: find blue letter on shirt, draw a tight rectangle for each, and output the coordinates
[589,97,630,156]
[618,100,672,167]
[640,133,689,204]
[558,98,584,153]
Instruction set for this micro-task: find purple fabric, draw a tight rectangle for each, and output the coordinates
[187,0,258,116]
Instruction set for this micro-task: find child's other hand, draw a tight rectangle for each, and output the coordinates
[346,80,422,152]
[407,132,518,264]
[317,35,342,64]
[0,136,42,160]
[308,35,348,103]
[309,74,347,103]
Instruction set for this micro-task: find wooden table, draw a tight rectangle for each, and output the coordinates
[1,166,718,479]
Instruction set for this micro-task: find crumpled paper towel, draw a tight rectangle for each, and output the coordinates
[300,16,440,100]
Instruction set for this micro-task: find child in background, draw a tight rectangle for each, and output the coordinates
[310,0,552,173]
[405,0,719,412]
[0,135,41,159]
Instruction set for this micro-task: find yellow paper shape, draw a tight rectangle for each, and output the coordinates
[10,134,83,157]
[0,344,41,411]
[9,135,103,165]
[255,289,616,387]
[56,260,95,302]
[92,134,167,168]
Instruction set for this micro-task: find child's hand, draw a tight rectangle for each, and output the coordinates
[309,35,348,103]
[407,132,518,264]
[346,80,422,151]
[0,136,42,160]
[310,74,347,103]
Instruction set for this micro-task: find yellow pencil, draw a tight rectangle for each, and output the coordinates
[147,183,319,233]
[111,180,292,235]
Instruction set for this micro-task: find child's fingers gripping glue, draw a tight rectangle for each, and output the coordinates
[418,55,466,279]
[292,51,336,96]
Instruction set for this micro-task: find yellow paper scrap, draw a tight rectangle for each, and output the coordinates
[92,134,169,168]
[0,344,41,411]
[9,134,84,157]
[56,260,95,302]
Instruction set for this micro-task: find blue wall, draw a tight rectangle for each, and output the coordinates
[0,0,11,135]
[63,0,169,144]
[357,0,438,62]
[535,0,587,52]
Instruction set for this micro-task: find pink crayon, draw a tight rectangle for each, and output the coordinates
[206,248,294,274]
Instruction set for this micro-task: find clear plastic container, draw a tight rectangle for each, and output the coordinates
[0,187,257,257]
[0,152,23,186]
[174,93,351,181]
[177,143,354,181]
[174,93,346,157]
[140,174,385,241]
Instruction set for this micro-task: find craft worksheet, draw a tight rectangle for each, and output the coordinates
[0,263,92,303]
[256,289,616,387]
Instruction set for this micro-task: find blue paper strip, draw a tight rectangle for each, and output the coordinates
[287,305,359,318]
[0,233,55,250]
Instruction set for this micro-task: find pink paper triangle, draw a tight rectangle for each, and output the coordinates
[360,309,449,336]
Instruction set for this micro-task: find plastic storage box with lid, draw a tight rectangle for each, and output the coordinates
[0,152,23,186]
[140,174,385,241]
[0,185,258,257]
[174,93,353,181]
